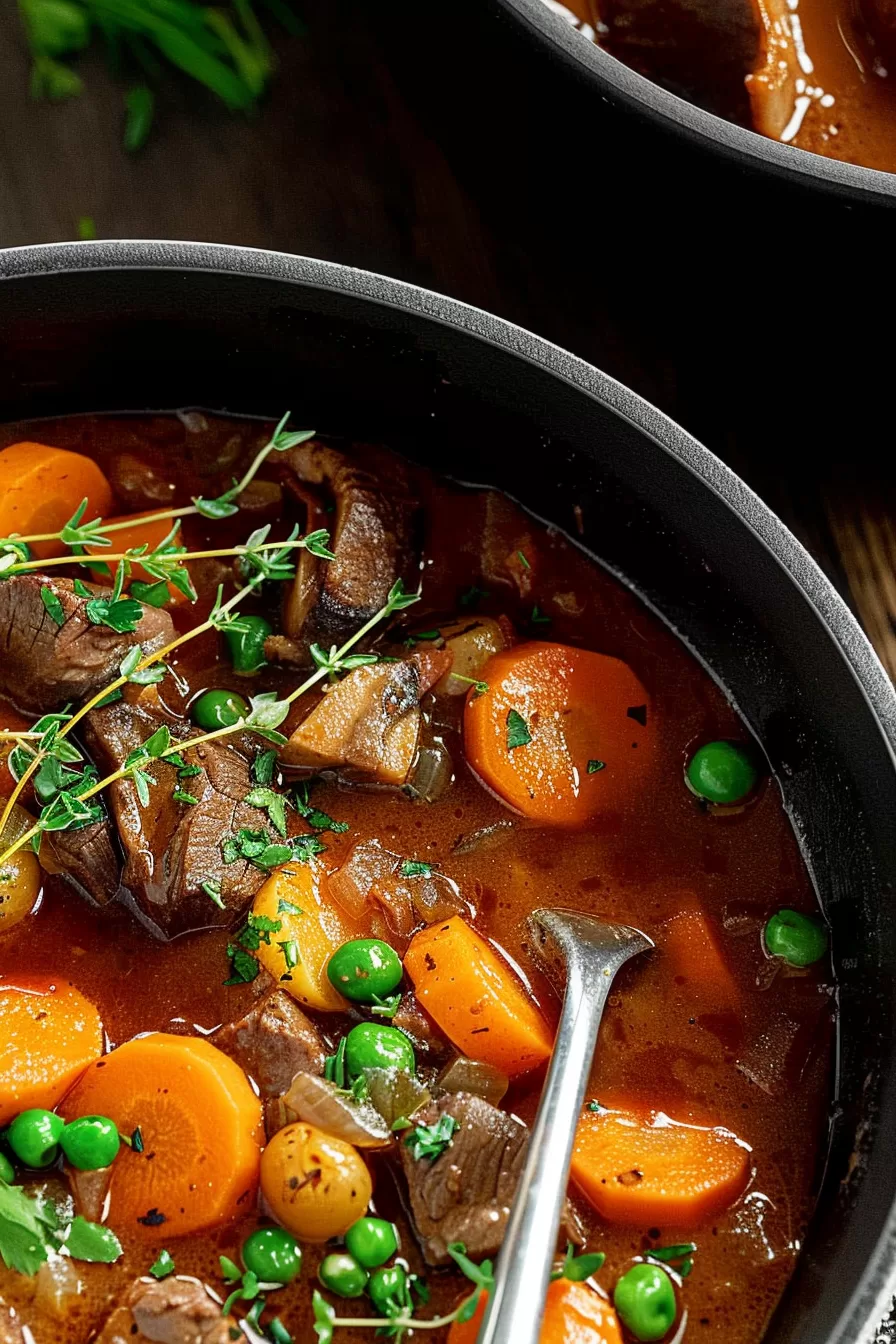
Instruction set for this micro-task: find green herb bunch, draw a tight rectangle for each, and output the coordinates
[18,0,304,151]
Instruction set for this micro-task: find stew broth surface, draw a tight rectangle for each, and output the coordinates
[0,415,833,1344]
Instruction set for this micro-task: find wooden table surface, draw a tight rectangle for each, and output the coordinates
[1,6,896,1337]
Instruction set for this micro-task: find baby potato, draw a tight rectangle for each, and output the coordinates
[253,864,360,1012]
[0,798,42,931]
[261,1122,372,1242]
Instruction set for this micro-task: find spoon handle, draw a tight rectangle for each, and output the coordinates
[476,918,650,1344]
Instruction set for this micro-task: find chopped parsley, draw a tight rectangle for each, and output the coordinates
[587,1099,605,1113]
[404,629,442,647]
[39,586,65,626]
[202,877,225,910]
[516,550,531,570]
[369,992,402,1018]
[506,709,532,750]
[224,915,281,985]
[404,1113,459,1161]
[277,898,303,916]
[294,782,349,833]
[131,1126,145,1153]
[323,1038,347,1090]
[586,760,605,774]
[400,859,433,878]
[0,1182,122,1274]
[530,604,551,625]
[150,1249,175,1279]
[83,562,144,634]
[244,786,288,837]
[552,1242,606,1282]
[172,788,199,806]
[252,749,278,786]
[221,826,324,870]
[277,939,299,981]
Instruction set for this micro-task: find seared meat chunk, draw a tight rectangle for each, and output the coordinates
[84,699,266,938]
[0,573,174,715]
[328,837,467,953]
[213,988,326,1096]
[400,1092,528,1265]
[48,816,121,907]
[96,1276,236,1344]
[276,440,418,657]
[282,649,452,787]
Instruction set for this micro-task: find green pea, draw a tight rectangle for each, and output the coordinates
[225,615,273,676]
[242,1226,302,1285]
[8,1109,64,1169]
[0,1152,14,1184]
[318,1252,368,1298]
[327,940,403,1005]
[686,740,760,805]
[344,1023,415,1079]
[191,688,250,731]
[344,1216,399,1268]
[368,1264,409,1317]
[765,908,829,967]
[614,1263,677,1343]
[60,1115,120,1171]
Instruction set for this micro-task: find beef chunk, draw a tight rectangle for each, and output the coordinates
[277,441,418,657]
[96,1276,236,1344]
[282,649,452,787]
[213,988,326,1096]
[47,816,121,907]
[84,698,266,938]
[0,574,174,715]
[400,1093,529,1265]
[391,994,451,1066]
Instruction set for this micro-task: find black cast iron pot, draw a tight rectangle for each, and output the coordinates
[487,0,896,206]
[0,241,895,1343]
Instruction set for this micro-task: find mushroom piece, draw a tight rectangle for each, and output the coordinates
[274,440,418,662]
[282,649,452,787]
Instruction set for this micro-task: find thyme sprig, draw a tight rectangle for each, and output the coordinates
[0,578,420,872]
[0,413,313,561]
[0,526,315,850]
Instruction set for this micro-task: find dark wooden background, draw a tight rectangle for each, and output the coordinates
[1,0,895,681]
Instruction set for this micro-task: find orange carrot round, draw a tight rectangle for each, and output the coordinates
[463,642,653,825]
[85,511,189,604]
[449,1279,623,1344]
[0,980,104,1124]
[404,916,553,1077]
[0,442,114,559]
[571,1100,750,1227]
[60,1033,264,1236]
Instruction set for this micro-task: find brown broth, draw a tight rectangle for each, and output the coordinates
[0,415,833,1343]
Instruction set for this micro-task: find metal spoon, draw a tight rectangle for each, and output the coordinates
[476,910,653,1344]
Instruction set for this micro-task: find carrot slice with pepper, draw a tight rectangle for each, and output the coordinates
[60,1033,264,1236]
[449,1279,623,1344]
[85,511,190,603]
[463,642,653,825]
[571,1100,750,1227]
[0,442,114,559]
[404,915,553,1077]
[0,980,104,1124]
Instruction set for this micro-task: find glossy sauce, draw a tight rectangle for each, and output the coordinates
[0,415,834,1343]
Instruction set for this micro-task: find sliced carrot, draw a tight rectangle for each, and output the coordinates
[571,1100,750,1227]
[0,442,114,560]
[0,980,104,1124]
[449,1279,622,1344]
[60,1033,264,1236]
[404,915,553,1077]
[463,642,653,825]
[85,511,190,604]
[659,904,740,1009]
[252,863,362,1012]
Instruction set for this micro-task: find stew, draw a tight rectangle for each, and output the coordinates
[557,0,896,174]
[0,413,834,1344]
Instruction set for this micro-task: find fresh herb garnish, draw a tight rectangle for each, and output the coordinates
[516,550,531,570]
[449,674,489,696]
[277,939,299,981]
[244,786,288,837]
[587,1099,605,1113]
[506,709,532,750]
[150,1248,176,1279]
[369,993,402,1018]
[403,629,442,647]
[647,1242,696,1263]
[294,782,349,833]
[0,1183,122,1273]
[202,878,226,910]
[172,789,199,806]
[323,1038,348,1090]
[39,585,65,626]
[277,898,303,916]
[551,1242,606,1282]
[131,1126,145,1153]
[252,749,278,787]
[586,760,605,774]
[530,605,551,625]
[400,860,433,879]
[405,1113,459,1162]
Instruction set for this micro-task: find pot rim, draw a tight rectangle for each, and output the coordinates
[489,0,896,204]
[2,237,896,1339]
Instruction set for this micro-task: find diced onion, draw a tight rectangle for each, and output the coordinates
[363,1067,431,1130]
[437,1057,509,1106]
[281,1073,392,1149]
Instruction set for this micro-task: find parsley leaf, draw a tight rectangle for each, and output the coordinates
[586,760,605,774]
[369,993,402,1018]
[506,709,532,750]
[224,944,261,986]
[277,898,303,916]
[278,939,299,981]
[150,1248,175,1279]
[531,605,551,625]
[202,878,225,910]
[312,1289,336,1344]
[62,1217,123,1263]
[553,1242,605,1282]
[252,749,278,786]
[405,1113,459,1161]
[400,859,433,878]
[40,585,65,626]
[323,1038,347,1090]
[0,1180,52,1274]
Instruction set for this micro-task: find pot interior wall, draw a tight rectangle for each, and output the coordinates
[1,263,895,1342]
